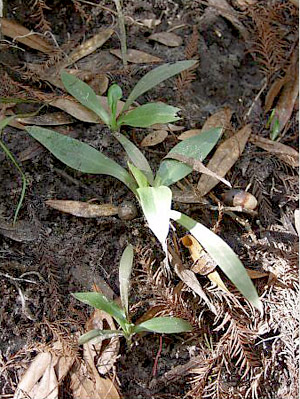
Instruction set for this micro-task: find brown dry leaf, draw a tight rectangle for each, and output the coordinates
[138,18,161,29]
[66,70,109,95]
[272,59,299,135]
[50,98,100,123]
[17,112,74,126]
[295,210,300,236]
[110,49,162,63]
[197,124,252,196]
[246,269,269,279]
[149,32,183,47]
[181,235,228,292]
[141,130,168,147]
[1,18,55,53]
[178,107,232,140]
[178,129,202,141]
[46,200,119,218]
[167,123,185,132]
[85,308,120,376]
[265,76,287,112]
[165,153,231,187]
[249,135,299,167]
[67,29,114,66]
[169,247,217,314]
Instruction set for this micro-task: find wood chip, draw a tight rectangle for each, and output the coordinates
[110,49,162,63]
[197,124,252,196]
[149,32,183,47]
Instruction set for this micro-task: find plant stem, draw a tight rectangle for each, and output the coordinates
[114,0,128,68]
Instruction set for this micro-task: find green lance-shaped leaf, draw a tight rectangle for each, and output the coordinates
[122,60,198,112]
[128,163,149,188]
[155,127,222,187]
[137,186,172,249]
[60,71,110,125]
[73,292,128,330]
[113,131,154,184]
[170,210,263,313]
[26,127,137,194]
[78,329,124,345]
[134,317,192,334]
[119,244,134,318]
[118,103,180,128]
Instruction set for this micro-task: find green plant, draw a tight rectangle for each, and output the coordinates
[266,109,280,140]
[26,62,263,313]
[74,244,192,344]
[0,116,27,223]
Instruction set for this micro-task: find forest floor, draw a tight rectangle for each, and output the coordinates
[0,1,298,398]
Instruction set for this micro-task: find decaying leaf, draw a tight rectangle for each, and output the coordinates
[85,308,120,375]
[1,18,55,53]
[168,247,217,314]
[140,130,168,147]
[17,112,74,126]
[66,29,114,66]
[50,98,101,123]
[181,235,228,292]
[249,135,299,168]
[149,32,183,47]
[197,124,252,196]
[110,49,162,63]
[46,200,119,218]
[178,107,232,140]
[165,152,231,188]
[0,219,40,242]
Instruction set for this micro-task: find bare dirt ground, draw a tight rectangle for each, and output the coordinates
[0,1,298,398]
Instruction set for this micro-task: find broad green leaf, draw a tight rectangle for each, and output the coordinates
[78,329,123,345]
[26,127,137,194]
[73,292,128,329]
[170,210,263,313]
[113,131,154,184]
[137,186,172,248]
[119,244,134,318]
[128,162,149,188]
[60,71,110,125]
[134,317,192,334]
[118,103,180,128]
[122,60,198,112]
[108,84,122,122]
[155,127,222,187]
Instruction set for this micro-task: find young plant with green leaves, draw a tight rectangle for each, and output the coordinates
[74,244,192,344]
[26,61,263,313]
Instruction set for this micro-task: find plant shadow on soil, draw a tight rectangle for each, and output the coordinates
[0,1,298,398]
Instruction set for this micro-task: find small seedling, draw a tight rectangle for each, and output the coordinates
[266,109,280,140]
[73,244,192,344]
[26,62,263,313]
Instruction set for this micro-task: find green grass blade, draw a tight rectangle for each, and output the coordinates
[78,329,123,345]
[60,71,110,125]
[155,128,222,187]
[170,210,263,313]
[113,132,154,184]
[118,103,180,127]
[137,186,172,248]
[73,292,127,329]
[26,126,137,193]
[119,244,134,318]
[0,117,27,224]
[122,60,198,112]
[134,317,192,334]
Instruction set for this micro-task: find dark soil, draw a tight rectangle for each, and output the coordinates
[0,1,298,398]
